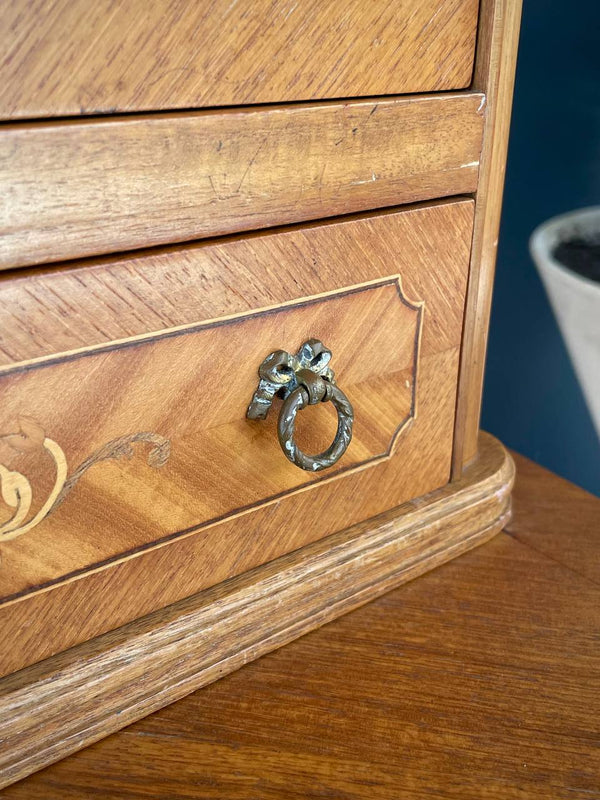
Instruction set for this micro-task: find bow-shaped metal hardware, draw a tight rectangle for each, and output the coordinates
[247,339,353,472]
[246,338,335,420]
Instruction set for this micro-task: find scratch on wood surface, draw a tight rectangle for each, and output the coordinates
[350,172,379,186]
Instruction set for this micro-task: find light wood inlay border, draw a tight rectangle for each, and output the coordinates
[0,276,420,381]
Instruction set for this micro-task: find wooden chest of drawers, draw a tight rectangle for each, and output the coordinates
[0,0,522,786]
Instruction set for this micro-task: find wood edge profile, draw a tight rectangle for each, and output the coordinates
[0,92,484,272]
[451,0,523,477]
[0,432,514,789]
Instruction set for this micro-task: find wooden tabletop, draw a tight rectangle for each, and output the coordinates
[3,450,599,799]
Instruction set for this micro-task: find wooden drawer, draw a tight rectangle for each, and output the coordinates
[0,198,473,675]
[0,0,479,119]
[0,93,484,270]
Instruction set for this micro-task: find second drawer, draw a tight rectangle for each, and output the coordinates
[0,198,473,674]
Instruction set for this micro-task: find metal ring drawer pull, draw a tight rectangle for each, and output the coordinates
[247,339,354,472]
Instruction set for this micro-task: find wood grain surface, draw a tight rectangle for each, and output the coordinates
[0,93,484,270]
[0,0,479,119]
[0,200,474,676]
[0,433,514,790]
[0,278,422,603]
[453,0,523,472]
[2,446,597,798]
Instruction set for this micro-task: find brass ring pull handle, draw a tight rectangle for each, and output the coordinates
[247,339,354,472]
[278,378,353,472]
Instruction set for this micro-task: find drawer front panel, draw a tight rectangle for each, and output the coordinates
[0,0,479,119]
[0,199,473,674]
[0,94,484,270]
[0,279,421,602]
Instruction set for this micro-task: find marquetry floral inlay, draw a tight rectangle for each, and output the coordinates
[0,418,170,543]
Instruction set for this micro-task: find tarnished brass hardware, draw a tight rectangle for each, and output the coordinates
[247,339,353,472]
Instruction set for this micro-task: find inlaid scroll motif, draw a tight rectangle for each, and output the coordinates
[0,418,170,543]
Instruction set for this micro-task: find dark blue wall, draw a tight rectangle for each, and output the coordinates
[482,0,600,496]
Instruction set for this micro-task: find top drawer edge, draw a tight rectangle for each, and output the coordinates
[0,0,479,120]
[0,93,485,272]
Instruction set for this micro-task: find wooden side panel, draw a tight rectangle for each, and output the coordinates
[0,94,485,270]
[0,0,479,119]
[0,199,474,675]
[453,0,523,472]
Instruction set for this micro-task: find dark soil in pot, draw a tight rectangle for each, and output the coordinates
[553,237,600,283]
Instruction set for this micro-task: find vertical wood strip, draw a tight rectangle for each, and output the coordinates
[452,0,523,475]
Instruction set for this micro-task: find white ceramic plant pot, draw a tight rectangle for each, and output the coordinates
[530,207,600,441]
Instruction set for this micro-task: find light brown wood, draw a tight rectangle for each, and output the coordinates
[452,0,523,473]
[0,0,479,119]
[0,432,514,790]
[0,93,485,270]
[0,199,473,675]
[5,447,598,800]
[0,9,526,788]
[0,278,422,602]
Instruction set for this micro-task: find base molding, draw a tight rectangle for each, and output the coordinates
[0,432,514,789]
